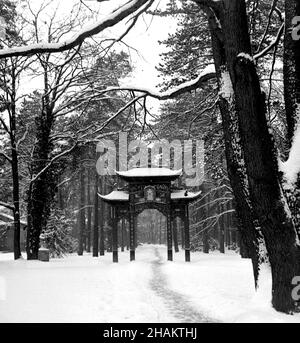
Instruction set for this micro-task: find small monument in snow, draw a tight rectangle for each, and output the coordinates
[38,233,50,262]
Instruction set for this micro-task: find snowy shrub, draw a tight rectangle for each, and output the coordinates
[40,208,77,257]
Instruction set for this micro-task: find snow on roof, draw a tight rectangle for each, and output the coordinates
[171,190,202,201]
[98,191,129,202]
[99,189,202,203]
[116,168,182,178]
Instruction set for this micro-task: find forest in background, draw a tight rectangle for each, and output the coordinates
[0,0,299,314]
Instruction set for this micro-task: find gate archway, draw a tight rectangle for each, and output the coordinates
[99,168,202,262]
[137,209,166,245]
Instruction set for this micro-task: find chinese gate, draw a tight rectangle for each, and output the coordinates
[99,168,201,262]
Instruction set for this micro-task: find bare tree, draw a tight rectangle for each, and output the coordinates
[0,0,299,313]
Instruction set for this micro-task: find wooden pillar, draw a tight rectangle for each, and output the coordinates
[99,176,105,256]
[134,218,138,248]
[92,174,99,257]
[173,217,179,253]
[180,215,185,249]
[112,207,118,263]
[86,169,92,253]
[126,220,129,250]
[129,201,135,261]
[121,218,125,252]
[167,210,173,261]
[184,204,190,262]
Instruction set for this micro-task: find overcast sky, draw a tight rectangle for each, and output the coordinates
[17,0,178,113]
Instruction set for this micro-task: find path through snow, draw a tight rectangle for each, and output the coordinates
[150,246,216,323]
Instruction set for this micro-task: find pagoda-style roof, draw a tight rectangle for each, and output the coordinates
[116,167,182,182]
[170,190,202,201]
[98,189,202,203]
[98,191,129,202]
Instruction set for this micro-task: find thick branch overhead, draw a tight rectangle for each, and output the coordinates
[105,65,216,100]
[0,0,150,58]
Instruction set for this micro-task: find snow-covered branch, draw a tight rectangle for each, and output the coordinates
[190,209,235,234]
[105,64,216,100]
[0,0,150,58]
[0,201,14,211]
[193,0,221,11]
[255,0,281,55]
[254,23,284,60]
[30,143,78,184]
[79,94,145,139]
[0,151,12,163]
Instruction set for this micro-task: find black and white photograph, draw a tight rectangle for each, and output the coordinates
[0,0,300,327]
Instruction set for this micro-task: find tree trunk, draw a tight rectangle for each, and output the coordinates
[78,167,85,256]
[204,3,260,285]
[221,0,300,313]
[93,173,99,257]
[218,216,225,254]
[218,189,225,253]
[26,106,54,260]
[99,175,105,256]
[9,82,21,259]
[283,0,300,146]
[11,144,21,259]
[203,229,209,254]
[58,179,64,210]
[86,169,92,253]
[283,0,300,240]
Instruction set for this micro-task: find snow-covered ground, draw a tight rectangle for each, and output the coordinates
[0,244,299,323]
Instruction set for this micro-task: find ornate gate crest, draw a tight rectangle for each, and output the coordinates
[144,186,156,202]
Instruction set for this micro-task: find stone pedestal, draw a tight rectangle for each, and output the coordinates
[38,248,50,262]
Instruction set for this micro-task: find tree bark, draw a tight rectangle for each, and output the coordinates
[218,205,225,254]
[86,169,92,253]
[93,173,99,257]
[283,0,300,146]
[10,73,21,259]
[203,3,260,285]
[78,167,85,256]
[221,0,300,313]
[25,58,61,260]
[99,175,105,256]
[283,0,300,241]
[203,231,209,253]
[26,106,54,260]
